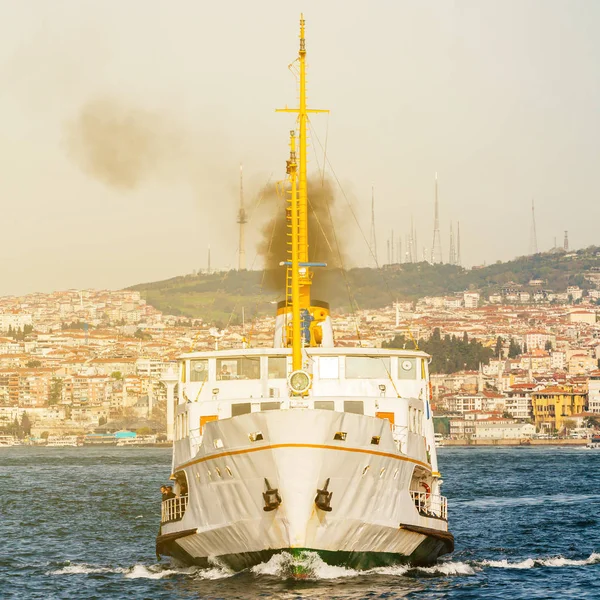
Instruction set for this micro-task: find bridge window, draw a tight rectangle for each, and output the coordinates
[260,401,280,411]
[344,400,364,415]
[232,403,251,416]
[315,400,334,411]
[345,357,390,379]
[190,359,209,382]
[398,358,417,380]
[268,357,287,379]
[217,357,260,380]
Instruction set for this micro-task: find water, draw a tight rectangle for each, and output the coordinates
[2,446,600,599]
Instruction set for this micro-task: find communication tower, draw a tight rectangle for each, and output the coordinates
[456,221,461,266]
[529,199,538,254]
[448,223,456,265]
[564,230,569,252]
[369,186,378,264]
[431,173,443,263]
[237,164,248,270]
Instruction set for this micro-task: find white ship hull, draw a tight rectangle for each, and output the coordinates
[157,409,452,569]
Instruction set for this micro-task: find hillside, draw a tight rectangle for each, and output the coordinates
[129,246,600,325]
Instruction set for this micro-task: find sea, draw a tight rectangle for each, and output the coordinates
[2,446,599,599]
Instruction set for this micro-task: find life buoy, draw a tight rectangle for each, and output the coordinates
[420,482,431,499]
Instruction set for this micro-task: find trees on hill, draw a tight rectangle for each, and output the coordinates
[383,328,494,374]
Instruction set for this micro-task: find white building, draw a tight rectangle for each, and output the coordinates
[0,313,33,332]
[463,292,480,309]
[587,371,600,414]
[474,419,535,440]
[525,331,555,351]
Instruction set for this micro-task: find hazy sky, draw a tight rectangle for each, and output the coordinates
[1,0,599,296]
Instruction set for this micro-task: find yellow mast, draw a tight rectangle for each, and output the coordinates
[287,132,302,370]
[276,15,328,368]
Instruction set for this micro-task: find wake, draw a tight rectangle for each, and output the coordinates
[46,551,600,581]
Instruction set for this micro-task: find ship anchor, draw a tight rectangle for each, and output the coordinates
[315,478,333,512]
[263,478,282,512]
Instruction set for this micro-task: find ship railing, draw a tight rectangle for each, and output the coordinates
[161,495,188,524]
[410,490,447,520]
[189,427,203,452]
[393,425,408,454]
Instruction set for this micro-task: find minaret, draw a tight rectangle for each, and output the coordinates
[564,230,569,251]
[449,222,455,265]
[530,199,538,254]
[457,221,461,266]
[237,164,247,270]
[431,173,443,263]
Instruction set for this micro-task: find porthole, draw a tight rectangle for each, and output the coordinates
[226,466,233,477]
[380,468,386,478]
[393,468,399,480]
[215,467,222,478]
[362,465,370,476]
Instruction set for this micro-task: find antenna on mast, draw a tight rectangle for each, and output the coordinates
[369,185,378,264]
[237,164,247,270]
[431,173,443,263]
[530,199,538,254]
[457,221,461,266]
[449,222,455,265]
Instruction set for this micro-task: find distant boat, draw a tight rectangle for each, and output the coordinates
[46,435,80,447]
[0,435,19,447]
[586,435,600,449]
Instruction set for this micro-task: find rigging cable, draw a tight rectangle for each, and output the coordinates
[308,118,419,350]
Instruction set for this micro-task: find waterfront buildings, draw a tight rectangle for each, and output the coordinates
[0,281,598,439]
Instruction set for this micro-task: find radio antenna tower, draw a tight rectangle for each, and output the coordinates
[449,222,456,265]
[369,186,378,264]
[431,173,443,263]
[564,230,569,251]
[529,199,538,254]
[237,164,248,270]
[456,221,461,266]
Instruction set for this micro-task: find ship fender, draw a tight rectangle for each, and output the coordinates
[315,477,333,512]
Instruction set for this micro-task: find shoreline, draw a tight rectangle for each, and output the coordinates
[439,438,587,447]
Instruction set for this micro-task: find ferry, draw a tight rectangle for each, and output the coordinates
[116,435,157,447]
[156,16,453,571]
[46,435,80,447]
[0,435,19,447]
[586,435,600,449]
